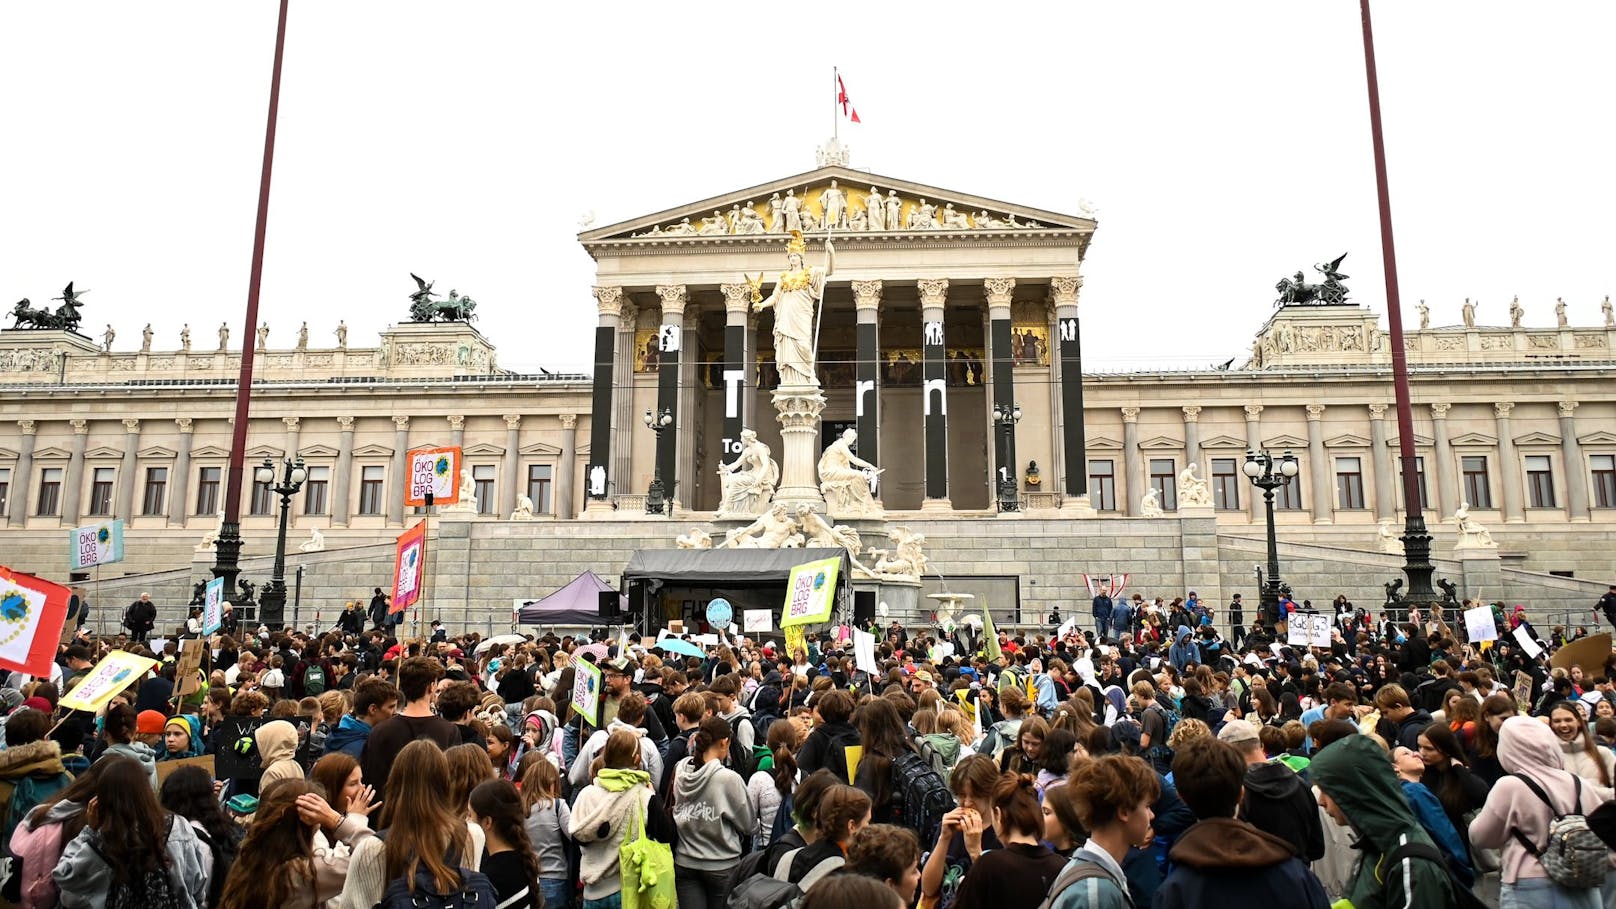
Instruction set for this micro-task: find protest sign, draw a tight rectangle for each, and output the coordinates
[1464,605,1498,643]
[174,639,207,698]
[781,556,840,627]
[783,624,807,660]
[705,598,733,628]
[68,520,124,570]
[571,657,603,727]
[743,610,772,633]
[211,717,266,781]
[1512,624,1544,659]
[202,577,224,635]
[1286,612,1332,648]
[157,755,215,785]
[61,650,158,712]
[853,628,878,675]
[404,446,462,507]
[1513,670,1535,709]
[392,521,428,614]
[0,566,71,678]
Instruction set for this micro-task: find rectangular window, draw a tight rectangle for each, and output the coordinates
[1462,456,1492,508]
[1211,458,1240,511]
[1275,464,1303,510]
[37,467,62,516]
[250,478,274,516]
[141,467,167,516]
[196,466,221,515]
[1088,460,1116,512]
[1149,458,1177,511]
[1407,456,1430,510]
[303,466,329,516]
[527,464,553,514]
[1334,456,1365,509]
[1593,454,1616,509]
[473,465,496,515]
[1526,454,1556,508]
[87,467,114,516]
[359,466,385,515]
[0,467,8,516]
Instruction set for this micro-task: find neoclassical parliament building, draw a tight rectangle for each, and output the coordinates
[2,151,1612,627]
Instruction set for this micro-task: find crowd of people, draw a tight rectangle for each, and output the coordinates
[2,584,1616,908]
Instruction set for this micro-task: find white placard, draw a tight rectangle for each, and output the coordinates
[1056,616,1078,639]
[1512,624,1544,659]
[853,628,878,675]
[1464,605,1498,643]
[742,609,772,633]
[1286,613,1332,648]
[692,634,718,648]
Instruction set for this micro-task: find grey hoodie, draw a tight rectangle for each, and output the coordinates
[671,756,754,871]
[53,814,209,909]
[104,741,158,789]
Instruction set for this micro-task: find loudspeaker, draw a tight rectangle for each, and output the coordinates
[853,590,876,625]
[598,590,621,620]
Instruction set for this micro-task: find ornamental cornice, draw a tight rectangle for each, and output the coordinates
[592,286,625,319]
[655,285,689,318]
[851,280,883,312]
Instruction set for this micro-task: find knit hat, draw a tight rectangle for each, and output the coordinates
[137,709,168,735]
[165,716,191,735]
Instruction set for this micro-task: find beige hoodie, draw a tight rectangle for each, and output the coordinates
[255,719,303,791]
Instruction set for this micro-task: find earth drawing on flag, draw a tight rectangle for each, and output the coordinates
[813,571,826,591]
[435,456,450,477]
[96,527,110,545]
[0,588,31,646]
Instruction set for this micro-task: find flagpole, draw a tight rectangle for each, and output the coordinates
[832,66,838,144]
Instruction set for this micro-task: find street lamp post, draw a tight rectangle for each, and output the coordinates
[255,456,306,628]
[992,401,1022,513]
[643,408,673,515]
[1244,448,1299,624]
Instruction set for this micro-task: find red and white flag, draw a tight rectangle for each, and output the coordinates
[0,566,71,678]
[836,73,860,123]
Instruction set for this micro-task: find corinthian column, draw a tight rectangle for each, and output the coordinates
[557,414,578,518]
[588,286,624,512]
[851,280,883,473]
[653,285,687,512]
[1430,403,1457,517]
[1494,403,1525,523]
[62,420,89,524]
[1123,407,1143,517]
[1244,405,1263,522]
[331,417,354,526]
[117,419,140,519]
[502,415,521,518]
[169,419,194,526]
[1368,405,1394,521]
[388,416,409,525]
[1559,401,1590,521]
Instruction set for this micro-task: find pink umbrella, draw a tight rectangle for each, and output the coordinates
[573,642,611,663]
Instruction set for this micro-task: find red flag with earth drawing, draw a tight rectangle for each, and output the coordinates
[0,566,70,678]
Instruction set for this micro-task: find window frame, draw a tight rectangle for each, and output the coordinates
[86,467,115,517]
[1525,454,1556,509]
[1087,459,1116,512]
[1592,454,1616,509]
[196,466,222,516]
[473,464,497,515]
[1148,458,1178,511]
[526,464,554,515]
[358,465,386,516]
[141,466,168,517]
[1460,455,1492,509]
[1334,456,1366,510]
[303,465,329,516]
[0,466,9,516]
[1210,457,1241,511]
[37,466,63,516]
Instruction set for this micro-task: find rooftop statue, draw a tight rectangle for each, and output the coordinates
[1274,253,1350,306]
[407,273,477,323]
[8,282,89,332]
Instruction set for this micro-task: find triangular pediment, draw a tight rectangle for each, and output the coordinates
[1512,431,1561,446]
[190,445,230,459]
[1087,436,1123,451]
[519,442,562,457]
[352,444,393,458]
[32,446,71,459]
[1386,434,1433,448]
[0,447,17,460]
[245,444,281,459]
[462,442,505,457]
[580,164,1097,247]
[138,445,177,459]
[1138,435,1184,451]
[1578,431,1616,446]
[295,443,339,458]
[1200,435,1246,450]
[84,445,123,460]
[1261,434,1308,450]
[1450,432,1499,447]
[1324,433,1372,448]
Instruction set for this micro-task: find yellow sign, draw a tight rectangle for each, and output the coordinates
[781,557,840,627]
[61,651,158,713]
[783,624,807,661]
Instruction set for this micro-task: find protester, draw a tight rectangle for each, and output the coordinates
[749,718,800,848]
[845,823,921,905]
[571,729,677,909]
[52,755,210,907]
[1549,700,1616,800]
[1044,754,1159,909]
[160,765,242,907]
[920,754,1004,909]
[469,780,542,909]
[671,715,753,909]
[953,773,1067,908]
[516,752,573,909]
[217,778,371,909]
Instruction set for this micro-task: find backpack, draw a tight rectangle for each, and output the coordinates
[1110,714,1143,755]
[303,663,326,695]
[1508,774,1608,890]
[915,735,954,788]
[1377,842,1484,909]
[194,824,237,909]
[3,773,70,843]
[890,751,954,846]
[727,715,758,777]
[725,846,843,909]
[1037,852,1134,909]
[85,818,182,909]
[821,724,863,784]
[1144,704,1180,772]
[377,864,499,909]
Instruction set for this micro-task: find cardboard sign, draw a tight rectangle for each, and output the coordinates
[1512,624,1545,659]
[211,716,266,781]
[1286,612,1332,648]
[781,557,840,627]
[202,577,224,636]
[392,521,428,613]
[853,628,878,675]
[783,624,807,660]
[68,520,124,570]
[0,566,72,678]
[571,657,603,727]
[157,754,215,784]
[1513,670,1535,709]
[404,446,462,507]
[61,651,158,712]
[743,610,772,633]
[174,639,206,697]
[1464,605,1498,643]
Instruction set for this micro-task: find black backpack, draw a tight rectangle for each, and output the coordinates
[725,846,843,909]
[85,819,182,909]
[727,715,758,777]
[1377,841,1484,909]
[821,725,863,784]
[890,751,954,846]
[377,862,498,909]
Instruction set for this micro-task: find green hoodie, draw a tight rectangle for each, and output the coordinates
[1309,735,1455,909]
[597,767,651,792]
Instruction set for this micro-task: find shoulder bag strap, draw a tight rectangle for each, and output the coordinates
[798,855,844,892]
[772,847,804,883]
[1512,773,1565,818]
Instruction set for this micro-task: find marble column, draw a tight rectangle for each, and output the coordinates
[62,419,89,524]
[1431,403,1458,517]
[502,415,521,517]
[654,285,687,510]
[676,307,699,509]
[1368,405,1394,521]
[447,414,465,451]
[116,419,140,519]
[719,284,752,472]
[589,286,624,506]
[557,414,578,518]
[1181,406,1202,477]
[8,421,36,524]
[387,416,409,525]
[1244,405,1263,522]
[1559,401,1590,521]
[1494,403,1525,523]
[1051,277,1088,507]
[168,419,193,525]
[1306,405,1330,523]
[985,278,1017,507]
[331,416,354,526]
[1123,407,1143,516]
[919,279,951,511]
[851,281,882,472]
[283,416,301,462]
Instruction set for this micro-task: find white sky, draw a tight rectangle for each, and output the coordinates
[3,2,1613,373]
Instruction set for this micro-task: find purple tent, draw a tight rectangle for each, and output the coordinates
[518,570,624,626]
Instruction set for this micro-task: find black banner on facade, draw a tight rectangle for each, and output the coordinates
[855,320,879,467]
[656,323,681,499]
[587,325,614,498]
[721,323,746,466]
[1058,316,1087,496]
[991,317,1017,495]
[923,316,948,500]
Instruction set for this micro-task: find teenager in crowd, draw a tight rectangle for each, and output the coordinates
[953,774,1067,909]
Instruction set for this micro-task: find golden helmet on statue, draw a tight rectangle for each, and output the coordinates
[785,229,807,257]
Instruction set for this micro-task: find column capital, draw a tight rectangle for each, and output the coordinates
[336,415,355,431]
[1121,406,1140,424]
[592,285,625,319]
[1430,402,1452,418]
[1494,402,1515,418]
[559,413,578,430]
[1558,400,1579,418]
[851,280,883,312]
[282,416,300,430]
[504,414,522,430]
[655,284,689,319]
[175,417,194,434]
[1049,275,1083,306]
[1368,403,1388,419]
[983,277,1016,308]
[18,420,36,436]
[121,418,140,433]
[70,419,88,434]
[1243,404,1263,420]
[917,278,949,308]
[1181,406,1201,422]
[446,415,465,431]
[719,283,752,316]
[391,416,410,431]
[1305,404,1325,421]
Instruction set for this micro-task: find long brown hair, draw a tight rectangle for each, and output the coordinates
[381,740,473,893]
[517,751,562,816]
[309,752,359,815]
[86,756,171,886]
[469,781,540,905]
[445,743,495,815]
[217,779,320,909]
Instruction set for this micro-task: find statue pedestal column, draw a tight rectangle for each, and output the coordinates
[771,385,826,512]
[1059,493,1098,518]
[581,498,616,519]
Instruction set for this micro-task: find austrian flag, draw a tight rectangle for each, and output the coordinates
[837,73,860,123]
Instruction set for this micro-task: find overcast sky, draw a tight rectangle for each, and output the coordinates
[3,2,1613,373]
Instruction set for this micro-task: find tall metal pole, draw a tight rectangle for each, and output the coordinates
[1263,488,1281,606]
[212,0,290,606]
[1359,0,1435,603]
